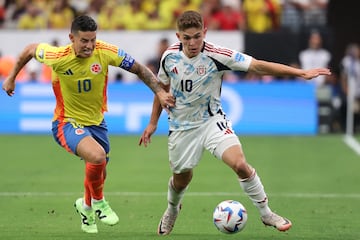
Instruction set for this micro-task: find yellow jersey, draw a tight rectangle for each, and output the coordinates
[35,40,134,125]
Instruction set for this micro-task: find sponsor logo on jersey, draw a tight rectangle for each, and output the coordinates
[64,69,73,75]
[234,52,245,62]
[171,67,178,74]
[90,63,102,74]
[197,65,206,76]
[224,128,233,135]
[75,128,85,135]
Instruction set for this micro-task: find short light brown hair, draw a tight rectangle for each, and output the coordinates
[176,10,203,31]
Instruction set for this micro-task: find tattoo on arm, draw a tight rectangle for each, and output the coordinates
[130,62,161,93]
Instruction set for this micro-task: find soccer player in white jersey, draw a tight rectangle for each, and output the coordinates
[139,10,331,235]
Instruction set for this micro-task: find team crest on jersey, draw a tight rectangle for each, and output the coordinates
[75,128,85,135]
[196,65,206,76]
[90,63,102,74]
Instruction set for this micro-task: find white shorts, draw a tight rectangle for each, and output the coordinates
[168,114,241,174]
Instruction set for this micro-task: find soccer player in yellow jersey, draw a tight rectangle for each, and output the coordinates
[2,15,175,234]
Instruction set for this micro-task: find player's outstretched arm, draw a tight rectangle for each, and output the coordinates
[2,43,38,96]
[129,61,175,111]
[248,58,331,80]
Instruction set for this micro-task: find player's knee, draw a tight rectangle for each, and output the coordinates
[86,150,107,164]
[174,182,188,192]
[173,172,192,191]
[232,160,251,178]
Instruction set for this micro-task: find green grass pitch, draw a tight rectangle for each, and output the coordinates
[0,134,359,240]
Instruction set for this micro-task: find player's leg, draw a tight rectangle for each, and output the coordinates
[85,122,111,202]
[169,171,192,212]
[88,122,110,208]
[206,114,292,232]
[78,124,118,226]
[77,136,107,200]
[221,144,270,211]
[220,143,292,232]
[158,129,203,235]
[158,171,192,235]
[52,120,98,233]
[52,120,118,232]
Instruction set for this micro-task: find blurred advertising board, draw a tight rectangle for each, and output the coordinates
[0,82,317,135]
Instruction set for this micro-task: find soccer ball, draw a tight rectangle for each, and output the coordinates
[213,200,248,234]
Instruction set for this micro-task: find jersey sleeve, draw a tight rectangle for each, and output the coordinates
[228,51,252,72]
[34,43,63,67]
[206,42,253,72]
[157,53,172,85]
[96,40,135,71]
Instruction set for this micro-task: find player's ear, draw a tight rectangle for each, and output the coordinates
[203,27,208,37]
[176,32,180,41]
[69,33,75,43]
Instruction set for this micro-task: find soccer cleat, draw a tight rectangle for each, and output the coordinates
[261,212,292,232]
[74,198,98,233]
[92,199,119,226]
[157,205,181,235]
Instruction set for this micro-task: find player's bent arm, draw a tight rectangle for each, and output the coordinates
[8,43,38,81]
[128,61,163,94]
[128,61,175,109]
[2,43,38,96]
[248,58,331,80]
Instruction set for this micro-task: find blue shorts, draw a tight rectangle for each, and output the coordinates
[52,119,110,162]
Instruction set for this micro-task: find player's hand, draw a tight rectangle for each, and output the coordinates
[303,68,331,80]
[156,90,175,113]
[2,77,16,96]
[139,123,157,147]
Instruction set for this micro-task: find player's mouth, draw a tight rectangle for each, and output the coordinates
[188,48,199,56]
[83,49,93,55]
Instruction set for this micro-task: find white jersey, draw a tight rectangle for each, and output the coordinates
[158,41,252,131]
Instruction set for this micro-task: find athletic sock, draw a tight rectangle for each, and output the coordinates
[167,177,187,213]
[239,169,272,217]
[85,161,106,201]
[83,178,92,208]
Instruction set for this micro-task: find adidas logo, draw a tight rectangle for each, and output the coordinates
[64,69,74,75]
[171,67,178,74]
[216,121,233,135]
[224,128,233,135]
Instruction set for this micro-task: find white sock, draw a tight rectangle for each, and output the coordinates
[82,199,92,210]
[91,197,104,204]
[167,177,187,213]
[239,170,272,217]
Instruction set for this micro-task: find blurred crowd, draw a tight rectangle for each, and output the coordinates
[2,0,360,133]
[0,0,328,32]
[0,0,334,83]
